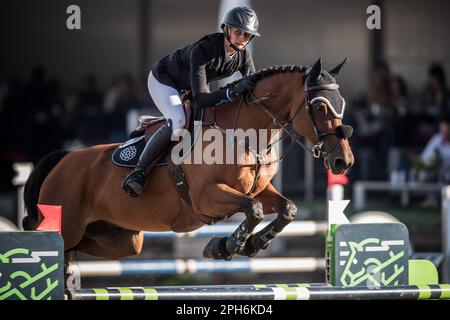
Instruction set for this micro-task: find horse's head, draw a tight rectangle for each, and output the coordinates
[291,58,354,174]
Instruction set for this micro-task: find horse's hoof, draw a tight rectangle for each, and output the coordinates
[203,237,233,260]
[238,235,268,257]
[239,240,259,257]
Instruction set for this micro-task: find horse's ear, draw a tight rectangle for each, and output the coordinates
[329,58,348,78]
[309,58,322,82]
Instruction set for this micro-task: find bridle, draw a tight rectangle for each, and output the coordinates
[302,75,353,159]
[243,73,353,163]
[201,71,352,195]
[205,72,353,167]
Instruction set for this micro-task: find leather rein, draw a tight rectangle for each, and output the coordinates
[206,75,352,164]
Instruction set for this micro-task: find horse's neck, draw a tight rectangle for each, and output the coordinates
[204,70,304,143]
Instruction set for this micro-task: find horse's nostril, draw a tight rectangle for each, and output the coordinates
[334,158,346,170]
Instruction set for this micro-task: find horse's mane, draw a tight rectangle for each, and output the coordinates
[221,65,307,90]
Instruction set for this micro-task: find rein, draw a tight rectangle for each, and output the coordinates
[202,73,352,168]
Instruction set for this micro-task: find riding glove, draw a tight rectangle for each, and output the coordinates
[227,78,253,99]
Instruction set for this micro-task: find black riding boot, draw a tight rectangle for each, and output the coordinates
[122,120,173,197]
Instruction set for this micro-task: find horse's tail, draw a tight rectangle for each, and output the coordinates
[22,150,70,230]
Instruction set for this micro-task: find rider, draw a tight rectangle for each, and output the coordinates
[122,6,260,197]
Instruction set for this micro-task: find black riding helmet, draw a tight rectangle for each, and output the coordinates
[221,6,260,51]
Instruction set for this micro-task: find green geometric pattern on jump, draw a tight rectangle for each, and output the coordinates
[0,232,64,300]
[326,223,409,287]
[1,222,445,300]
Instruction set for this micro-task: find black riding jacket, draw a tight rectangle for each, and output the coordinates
[151,33,255,109]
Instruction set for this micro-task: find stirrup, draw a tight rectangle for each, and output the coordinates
[122,170,146,197]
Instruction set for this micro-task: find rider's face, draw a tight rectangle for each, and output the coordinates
[228,27,252,50]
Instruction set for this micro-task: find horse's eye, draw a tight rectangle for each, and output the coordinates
[314,104,324,112]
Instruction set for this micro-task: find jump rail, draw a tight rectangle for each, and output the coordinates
[70,257,326,276]
[67,283,450,300]
[143,221,327,238]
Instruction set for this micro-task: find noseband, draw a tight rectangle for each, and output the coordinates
[207,72,353,167]
[304,79,353,158]
[247,75,353,160]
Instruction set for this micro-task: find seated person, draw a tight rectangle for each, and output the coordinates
[416,116,450,207]
[420,116,450,174]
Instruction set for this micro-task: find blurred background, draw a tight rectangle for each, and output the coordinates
[1,0,449,286]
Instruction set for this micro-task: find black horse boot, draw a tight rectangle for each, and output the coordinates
[122,119,173,197]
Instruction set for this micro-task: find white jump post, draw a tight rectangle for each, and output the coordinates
[326,170,351,227]
[327,169,349,202]
[12,162,33,230]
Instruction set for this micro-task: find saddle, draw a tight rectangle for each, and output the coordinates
[112,97,203,205]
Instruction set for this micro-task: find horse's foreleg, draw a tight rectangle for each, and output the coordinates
[196,183,264,261]
[240,183,297,257]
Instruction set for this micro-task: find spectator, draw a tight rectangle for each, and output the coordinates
[422,63,449,119]
[104,74,142,142]
[416,63,450,148]
[391,75,409,117]
[390,75,412,146]
[353,61,394,179]
[420,116,450,171]
[75,74,105,145]
[78,74,103,109]
[416,116,450,207]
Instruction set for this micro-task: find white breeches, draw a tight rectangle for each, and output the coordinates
[147,71,186,137]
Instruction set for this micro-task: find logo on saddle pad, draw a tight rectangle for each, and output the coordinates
[119,146,138,162]
[113,136,169,168]
[117,136,143,162]
[112,136,146,167]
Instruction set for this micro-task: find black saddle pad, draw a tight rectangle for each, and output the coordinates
[112,107,204,169]
[112,135,166,168]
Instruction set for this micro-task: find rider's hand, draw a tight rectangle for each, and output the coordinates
[227,78,253,99]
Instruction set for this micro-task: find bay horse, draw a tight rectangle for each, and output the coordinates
[23,58,354,261]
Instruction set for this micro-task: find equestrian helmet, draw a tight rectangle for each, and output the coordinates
[221,6,260,37]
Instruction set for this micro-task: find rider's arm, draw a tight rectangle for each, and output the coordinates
[190,45,231,109]
[240,50,256,77]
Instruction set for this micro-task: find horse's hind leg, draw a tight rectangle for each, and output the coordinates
[195,183,264,261]
[63,223,143,289]
[240,183,297,257]
[74,221,144,259]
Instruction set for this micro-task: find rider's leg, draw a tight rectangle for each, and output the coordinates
[147,71,186,136]
[122,119,173,197]
[122,72,186,197]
